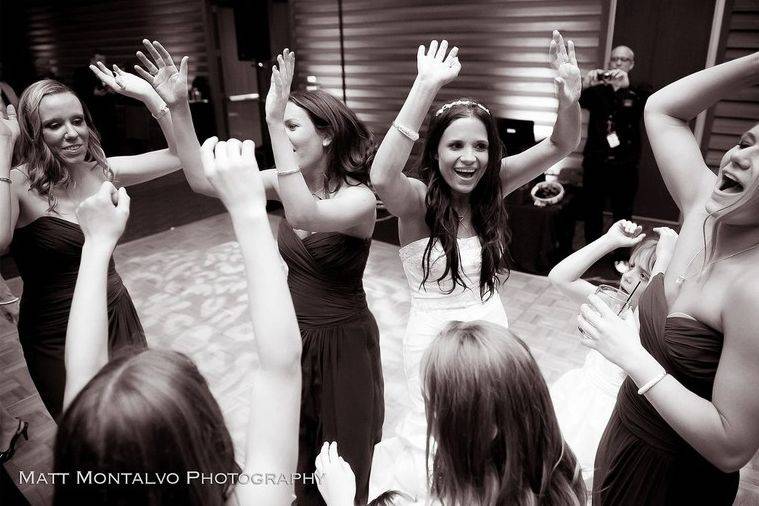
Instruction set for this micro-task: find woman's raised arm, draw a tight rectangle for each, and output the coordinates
[200,138,301,506]
[370,41,461,219]
[89,44,182,186]
[644,53,759,214]
[500,31,581,196]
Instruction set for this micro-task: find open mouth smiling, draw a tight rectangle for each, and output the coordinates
[717,171,744,194]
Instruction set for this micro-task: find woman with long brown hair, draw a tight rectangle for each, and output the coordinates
[368,32,581,502]
[316,322,586,506]
[162,49,383,505]
[0,41,183,419]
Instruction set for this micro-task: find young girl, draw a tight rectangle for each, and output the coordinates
[547,220,677,481]
[369,32,581,502]
[317,322,587,506]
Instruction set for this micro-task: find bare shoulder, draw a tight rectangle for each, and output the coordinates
[723,268,759,333]
[334,182,377,202]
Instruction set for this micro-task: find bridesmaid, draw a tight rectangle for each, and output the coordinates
[579,50,759,504]
[0,41,182,418]
[161,49,384,505]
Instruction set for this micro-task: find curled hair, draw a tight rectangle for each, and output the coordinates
[54,349,239,506]
[16,79,111,211]
[418,98,511,299]
[422,321,586,506]
[289,90,375,195]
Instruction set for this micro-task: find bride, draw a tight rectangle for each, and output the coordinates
[368,32,581,502]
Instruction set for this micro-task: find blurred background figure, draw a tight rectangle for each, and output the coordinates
[72,52,118,153]
[580,45,651,271]
[0,62,19,109]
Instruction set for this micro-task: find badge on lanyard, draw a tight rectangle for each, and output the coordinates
[606,132,620,148]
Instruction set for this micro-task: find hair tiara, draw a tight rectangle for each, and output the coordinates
[435,99,490,117]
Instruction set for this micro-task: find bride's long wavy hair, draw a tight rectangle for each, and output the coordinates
[16,79,111,211]
[418,99,511,300]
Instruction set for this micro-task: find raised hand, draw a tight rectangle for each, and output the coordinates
[653,226,678,267]
[76,181,130,249]
[0,104,19,147]
[200,137,265,214]
[549,31,582,105]
[416,40,461,89]
[605,219,645,248]
[315,442,356,506]
[265,48,295,122]
[134,39,189,107]
[89,62,154,102]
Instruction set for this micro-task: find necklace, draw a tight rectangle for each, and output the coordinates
[675,242,759,286]
[454,208,470,223]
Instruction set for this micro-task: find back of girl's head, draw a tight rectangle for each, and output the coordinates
[289,90,375,190]
[17,79,110,208]
[422,321,585,506]
[54,349,239,506]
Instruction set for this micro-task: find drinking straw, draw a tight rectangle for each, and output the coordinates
[618,281,642,316]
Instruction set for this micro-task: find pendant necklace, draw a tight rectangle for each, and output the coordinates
[675,242,759,286]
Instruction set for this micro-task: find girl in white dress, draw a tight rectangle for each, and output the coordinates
[369,32,582,503]
[547,220,677,482]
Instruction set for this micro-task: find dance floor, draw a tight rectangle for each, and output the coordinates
[1,213,757,505]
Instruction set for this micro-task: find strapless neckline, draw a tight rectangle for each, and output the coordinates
[17,215,80,231]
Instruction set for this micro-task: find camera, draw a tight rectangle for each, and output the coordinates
[599,70,613,81]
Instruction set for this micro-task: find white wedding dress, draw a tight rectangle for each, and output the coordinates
[369,236,509,504]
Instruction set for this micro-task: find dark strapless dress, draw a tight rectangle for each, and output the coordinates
[278,220,384,506]
[10,216,146,419]
[593,273,739,505]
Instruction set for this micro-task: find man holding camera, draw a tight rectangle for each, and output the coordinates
[580,45,651,270]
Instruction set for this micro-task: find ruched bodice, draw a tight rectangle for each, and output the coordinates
[278,219,371,329]
[10,216,146,419]
[594,273,738,505]
[12,216,125,311]
[400,235,490,310]
[617,273,724,453]
[277,219,383,505]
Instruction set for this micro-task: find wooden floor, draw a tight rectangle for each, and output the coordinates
[1,213,757,505]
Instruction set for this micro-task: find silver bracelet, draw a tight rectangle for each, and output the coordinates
[392,121,419,142]
[637,370,667,395]
[277,168,301,177]
[151,104,169,120]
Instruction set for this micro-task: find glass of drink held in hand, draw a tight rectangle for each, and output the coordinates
[579,284,630,336]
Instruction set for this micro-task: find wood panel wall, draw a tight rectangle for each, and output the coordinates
[24,0,210,85]
[291,0,609,177]
[704,0,759,168]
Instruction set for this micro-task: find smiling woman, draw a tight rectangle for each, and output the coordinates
[578,50,759,505]
[367,32,582,503]
[0,40,186,419]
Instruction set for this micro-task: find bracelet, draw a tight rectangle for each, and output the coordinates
[151,104,169,120]
[392,121,419,142]
[0,177,11,184]
[277,168,301,177]
[637,371,667,395]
